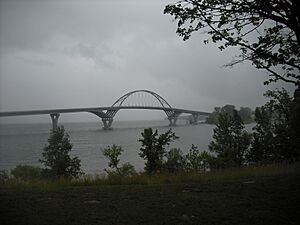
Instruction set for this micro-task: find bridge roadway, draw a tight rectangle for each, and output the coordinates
[0,89,211,129]
[0,106,211,130]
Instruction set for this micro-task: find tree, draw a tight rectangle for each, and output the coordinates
[206,105,254,124]
[246,106,274,163]
[238,107,253,123]
[206,107,221,124]
[139,128,178,174]
[164,0,300,85]
[40,126,82,179]
[209,111,252,168]
[265,89,296,161]
[291,87,300,158]
[102,144,124,171]
[102,144,136,177]
[246,88,299,163]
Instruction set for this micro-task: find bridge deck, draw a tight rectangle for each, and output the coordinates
[0,106,210,117]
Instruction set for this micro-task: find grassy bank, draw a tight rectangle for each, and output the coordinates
[1,164,299,225]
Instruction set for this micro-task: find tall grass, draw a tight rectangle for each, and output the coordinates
[1,163,298,189]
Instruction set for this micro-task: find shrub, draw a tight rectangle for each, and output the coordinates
[11,165,42,180]
[0,170,9,183]
[102,145,136,178]
[185,145,215,172]
[118,163,136,177]
[163,148,187,173]
[102,144,123,171]
[106,163,136,178]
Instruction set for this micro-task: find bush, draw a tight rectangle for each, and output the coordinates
[185,145,215,172]
[163,148,187,173]
[102,145,136,178]
[11,165,42,180]
[102,144,123,171]
[0,170,9,183]
[106,163,136,178]
[118,163,136,177]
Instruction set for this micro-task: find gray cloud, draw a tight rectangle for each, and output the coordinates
[0,0,296,123]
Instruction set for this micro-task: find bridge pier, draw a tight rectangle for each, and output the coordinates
[89,111,114,130]
[102,118,113,130]
[168,117,178,126]
[50,113,60,130]
[166,110,182,126]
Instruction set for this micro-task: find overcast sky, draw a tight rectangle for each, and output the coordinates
[0,0,295,123]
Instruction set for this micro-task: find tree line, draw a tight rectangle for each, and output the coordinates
[206,105,254,124]
[3,88,297,181]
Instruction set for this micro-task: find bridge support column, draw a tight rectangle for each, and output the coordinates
[166,110,181,127]
[89,110,115,130]
[168,117,178,126]
[102,118,113,130]
[50,113,60,130]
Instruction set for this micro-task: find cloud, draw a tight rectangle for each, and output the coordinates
[0,0,296,123]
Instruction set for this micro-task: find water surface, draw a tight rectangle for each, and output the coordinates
[0,120,215,174]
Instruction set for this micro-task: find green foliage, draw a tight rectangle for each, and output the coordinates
[247,89,299,163]
[185,145,215,172]
[163,148,187,173]
[40,126,82,179]
[162,146,216,173]
[11,165,42,180]
[206,107,221,124]
[102,144,136,178]
[0,170,9,183]
[206,105,253,124]
[102,144,123,171]
[238,107,253,124]
[291,87,300,158]
[106,162,136,178]
[1,163,297,188]
[139,128,178,174]
[209,111,252,168]
[164,0,300,85]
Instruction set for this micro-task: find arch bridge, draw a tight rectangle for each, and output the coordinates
[0,90,210,130]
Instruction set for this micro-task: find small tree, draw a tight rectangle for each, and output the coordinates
[139,128,178,174]
[102,144,123,171]
[102,144,136,177]
[163,148,187,173]
[40,126,82,179]
[186,145,214,172]
[209,111,251,168]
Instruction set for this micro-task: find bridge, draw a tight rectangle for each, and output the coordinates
[0,90,210,130]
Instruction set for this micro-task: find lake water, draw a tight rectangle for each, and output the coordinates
[0,120,216,174]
